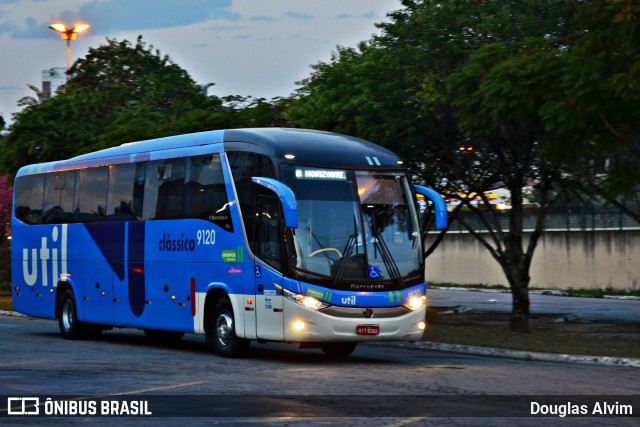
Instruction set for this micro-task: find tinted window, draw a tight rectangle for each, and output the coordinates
[227,152,276,242]
[75,167,108,222]
[254,196,282,270]
[143,158,185,220]
[184,154,233,231]
[106,163,143,221]
[43,171,76,224]
[14,174,44,224]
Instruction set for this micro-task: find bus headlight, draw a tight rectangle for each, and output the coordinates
[275,284,330,311]
[405,295,427,311]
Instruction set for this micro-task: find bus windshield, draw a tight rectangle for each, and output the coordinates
[281,165,423,289]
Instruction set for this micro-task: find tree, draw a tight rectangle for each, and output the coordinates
[0,174,12,285]
[447,42,574,331]
[538,0,640,224]
[0,36,221,174]
[289,0,582,331]
[16,84,49,108]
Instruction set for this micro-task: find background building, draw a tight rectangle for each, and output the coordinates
[41,67,66,96]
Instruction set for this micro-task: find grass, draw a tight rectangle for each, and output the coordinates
[0,291,12,311]
[424,307,640,359]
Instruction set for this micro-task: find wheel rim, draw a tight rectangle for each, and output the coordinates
[62,300,74,331]
[215,310,234,347]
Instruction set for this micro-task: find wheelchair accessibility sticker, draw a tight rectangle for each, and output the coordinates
[368,266,381,279]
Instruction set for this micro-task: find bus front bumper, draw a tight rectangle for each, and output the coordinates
[282,298,427,343]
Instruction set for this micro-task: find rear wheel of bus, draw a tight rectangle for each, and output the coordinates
[58,289,101,340]
[206,297,250,358]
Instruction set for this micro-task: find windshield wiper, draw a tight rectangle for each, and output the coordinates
[373,232,404,288]
[332,231,358,286]
[332,216,361,286]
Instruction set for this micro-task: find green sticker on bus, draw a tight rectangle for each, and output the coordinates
[222,250,237,262]
[307,288,324,299]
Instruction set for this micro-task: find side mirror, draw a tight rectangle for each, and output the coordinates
[251,177,298,228]
[414,185,448,230]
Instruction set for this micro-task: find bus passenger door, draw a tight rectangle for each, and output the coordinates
[253,196,285,341]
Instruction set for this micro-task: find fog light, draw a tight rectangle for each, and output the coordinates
[293,320,305,331]
[418,321,426,331]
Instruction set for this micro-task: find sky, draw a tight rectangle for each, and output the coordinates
[0,0,401,124]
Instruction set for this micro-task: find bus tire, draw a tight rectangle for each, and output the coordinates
[206,297,250,358]
[321,342,357,358]
[58,289,87,340]
[144,329,184,344]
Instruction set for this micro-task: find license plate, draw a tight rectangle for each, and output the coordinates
[356,325,380,336]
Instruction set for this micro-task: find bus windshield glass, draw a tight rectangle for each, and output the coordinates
[281,165,423,289]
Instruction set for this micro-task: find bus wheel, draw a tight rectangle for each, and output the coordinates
[144,329,184,344]
[321,342,357,358]
[58,290,86,340]
[207,298,250,358]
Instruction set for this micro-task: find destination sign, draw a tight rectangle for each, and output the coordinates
[295,168,347,181]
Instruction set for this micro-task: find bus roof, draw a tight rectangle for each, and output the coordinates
[16,128,403,176]
[223,128,402,168]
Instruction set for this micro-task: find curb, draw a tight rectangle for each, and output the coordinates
[0,310,26,317]
[376,341,640,368]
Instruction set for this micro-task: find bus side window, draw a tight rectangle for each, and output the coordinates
[74,167,108,222]
[14,174,44,225]
[143,158,185,220]
[106,163,139,221]
[254,195,282,270]
[43,171,76,224]
[132,163,145,218]
[184,154,233,232]
[227,152,277,244]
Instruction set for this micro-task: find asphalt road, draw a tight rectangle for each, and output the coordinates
[427,288,640,323]
[0,315,638,426]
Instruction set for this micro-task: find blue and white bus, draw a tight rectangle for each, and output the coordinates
[11,128,447,358]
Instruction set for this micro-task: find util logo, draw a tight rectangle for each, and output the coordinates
[341,295,357,305]
[22,224,68,287]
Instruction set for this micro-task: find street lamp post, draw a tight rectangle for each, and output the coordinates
[49,22,90,78]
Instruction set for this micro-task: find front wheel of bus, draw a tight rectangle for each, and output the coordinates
[58,290,86,340]
[207,298,250,358]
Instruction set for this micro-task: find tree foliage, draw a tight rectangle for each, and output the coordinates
[545,0,640,221]
[289,0,640,331]
[0,36,222,174]
[0,36,295,176]
[0,174,12,284]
